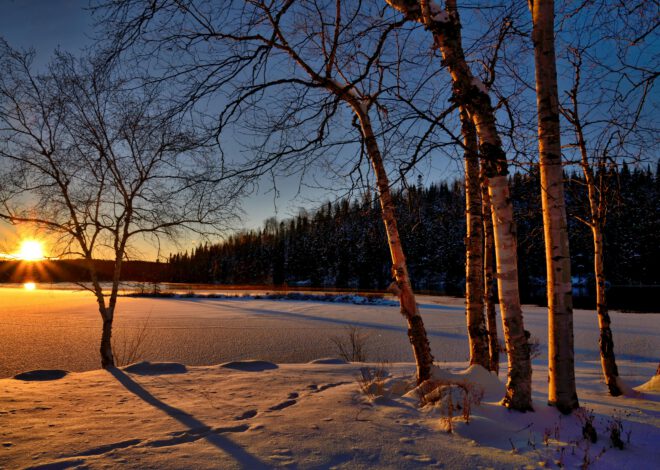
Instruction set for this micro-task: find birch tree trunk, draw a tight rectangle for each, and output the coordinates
[385,0,533,410]
[576,118,621,396]
[461,106,490,368]
[481,170,500,375]
[592,226,622,395]
[358,111,434,383]
[566,55,623,397]
[530,0,579,413]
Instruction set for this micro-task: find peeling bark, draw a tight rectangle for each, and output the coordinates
[462,106,489,369]
[529,0,578,412]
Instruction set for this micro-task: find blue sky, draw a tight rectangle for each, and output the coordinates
[0,0,93,59]
[0,1,462,260]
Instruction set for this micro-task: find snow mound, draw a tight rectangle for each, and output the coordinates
[308,357,348,365]
[220,360,278,372]
[636,374,660,394]
[13,369,69,381]
[428,364,504,401]
[122,362,187,375]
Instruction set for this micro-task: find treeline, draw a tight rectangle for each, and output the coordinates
[169,164,660,307]
[0,259,168,283]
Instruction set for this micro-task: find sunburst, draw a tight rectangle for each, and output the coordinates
[17,240,45,261]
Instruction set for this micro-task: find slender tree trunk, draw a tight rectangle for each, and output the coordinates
[356,108,434,384]
[592,225,622,395]
[569,75,623,396]
[386,0,532,410]
[85,256,116,369]
[461,106,489,368]
[529,0,578,413]
[481,169,500,375]
[100,310,115,368]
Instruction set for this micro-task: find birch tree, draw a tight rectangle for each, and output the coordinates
[0,43,240,368]
[461,108,489,369]
[528,0,578,413]
[385,0,533,411]
[481,169,499,374]
[557,0,658,395]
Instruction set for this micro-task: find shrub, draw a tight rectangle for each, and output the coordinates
[330,325,370,362]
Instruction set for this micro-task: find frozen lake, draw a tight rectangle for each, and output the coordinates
[1,286,658,381]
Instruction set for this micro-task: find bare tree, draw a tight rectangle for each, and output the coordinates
[385,0,533,411]
[557,1,658,395]
[95,0,436,382]
[0,42,241,368]
[528,0,578,413]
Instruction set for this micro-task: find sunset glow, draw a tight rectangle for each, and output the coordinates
[17,240,45,261]
[23,282,36,290]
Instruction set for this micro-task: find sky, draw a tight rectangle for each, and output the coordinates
[0,1,526,263]
[0,0,463,261]
[0,0,369,259]
[0,1,92,257]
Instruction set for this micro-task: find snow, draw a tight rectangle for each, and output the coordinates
[123,362,188,375]
[0,287,659,468]
[471,77,488,94]
[636,374,660,394]
[428,0,443,15]
[432,10,450,23]
[220,360,279,372]
[427,1,451,23]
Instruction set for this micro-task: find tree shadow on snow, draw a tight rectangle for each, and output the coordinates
[177,298,466,341]
[108,368,268,468]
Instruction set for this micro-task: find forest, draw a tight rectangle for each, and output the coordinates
[169,164,659,310]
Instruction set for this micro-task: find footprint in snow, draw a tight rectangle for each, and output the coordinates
[268,399,297,411]
[235,409,258,420]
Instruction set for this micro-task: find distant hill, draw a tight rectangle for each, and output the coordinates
[0,259,169,283]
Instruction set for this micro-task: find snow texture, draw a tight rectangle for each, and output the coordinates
[0,287,658,468]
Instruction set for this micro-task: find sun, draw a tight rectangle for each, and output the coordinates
[17,240,45,261]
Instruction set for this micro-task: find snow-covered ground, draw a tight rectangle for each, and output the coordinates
[0,286,658,469]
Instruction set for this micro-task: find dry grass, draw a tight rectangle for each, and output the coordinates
[112,314,152,367]
[330,325,370,362]
[357,364,390,399]
[416,379,484,432]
